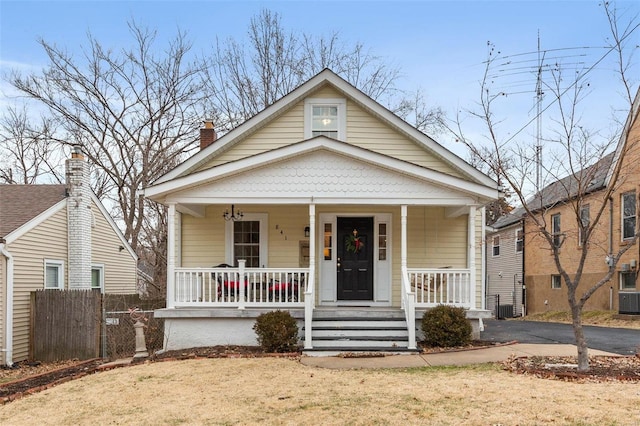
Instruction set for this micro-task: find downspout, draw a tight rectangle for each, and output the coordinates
[0,239,14,367]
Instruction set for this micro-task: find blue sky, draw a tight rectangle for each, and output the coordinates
[1,1,639,158]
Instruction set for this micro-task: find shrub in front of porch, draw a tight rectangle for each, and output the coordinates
[421,305,472,347]
[253,310,299,353]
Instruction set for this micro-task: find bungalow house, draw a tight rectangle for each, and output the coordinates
[145,69,501,353]
[0,148,138,366]
[522,87,640,314]
[486,209,524,318]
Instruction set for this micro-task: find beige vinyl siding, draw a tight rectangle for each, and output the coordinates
[180,204,480,309]
[7,208,68,362]
[346,101,464,178]
[91,200,137,293]
[196,85,464,180]
[181,205,309,268]
[200,104,305,169]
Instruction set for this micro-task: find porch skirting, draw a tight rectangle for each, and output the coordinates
[155,307,491,352]
[155,308,305,351]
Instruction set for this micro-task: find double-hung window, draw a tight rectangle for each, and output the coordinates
[579,205,590,246]
[622,191,636,240]
[551,213,562,248]
[44,260,64,289]
[305,98,346,140]
[226,213,268,268]
[492,235,500,257]
[515,228,523,253]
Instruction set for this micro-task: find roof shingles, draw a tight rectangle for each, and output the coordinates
[0,184,67,238]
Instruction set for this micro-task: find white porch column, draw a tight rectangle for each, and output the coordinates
[468,205,477,308]
[304,204,316,350]
[401,205,407,270]
[167,203,176,308]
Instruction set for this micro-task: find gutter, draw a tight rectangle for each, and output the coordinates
[0,239,14,367]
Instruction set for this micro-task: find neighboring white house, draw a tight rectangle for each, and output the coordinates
[145,69,501,353]
[486,209,525,318]
[0,148,138,365]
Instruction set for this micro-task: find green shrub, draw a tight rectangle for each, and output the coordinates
[421,305,472,347]
[253,310,299,352]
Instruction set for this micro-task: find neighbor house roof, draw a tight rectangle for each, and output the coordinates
[524,152,615,212]
[489,152,614,231]
[0,184,67,238]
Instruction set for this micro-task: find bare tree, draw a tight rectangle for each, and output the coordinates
[5,9,445,297]
[449,3,639,370]
[9,22,211,292]
[205,9,443,135]
[0,106,62,184]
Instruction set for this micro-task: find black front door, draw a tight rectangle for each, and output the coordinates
[337,217,374,300]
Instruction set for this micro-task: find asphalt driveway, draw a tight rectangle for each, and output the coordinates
[481,319,640,355]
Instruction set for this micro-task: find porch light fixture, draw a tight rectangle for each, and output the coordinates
[304,226,310,238]
[223,204,244,221]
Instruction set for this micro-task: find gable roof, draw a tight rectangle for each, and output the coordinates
[0,184,67,238]
[151,68,497,190]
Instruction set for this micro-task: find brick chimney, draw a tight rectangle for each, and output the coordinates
[200,120,217,150]
[65,145,92,289]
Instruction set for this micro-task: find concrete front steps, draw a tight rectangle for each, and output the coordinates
[302,308,419,356]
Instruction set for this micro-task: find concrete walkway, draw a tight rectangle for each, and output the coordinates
[299,343,618,370]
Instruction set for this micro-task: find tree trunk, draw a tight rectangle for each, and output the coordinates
[570,304,590,371]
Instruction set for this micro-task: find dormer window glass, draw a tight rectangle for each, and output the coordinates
[305,98,346,140]
[312,106,338,138]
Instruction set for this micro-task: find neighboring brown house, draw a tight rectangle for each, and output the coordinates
[523,87,640,314]
[0,148,137,366]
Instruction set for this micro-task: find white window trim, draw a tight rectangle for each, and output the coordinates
[91,264,105,292]
[622,192,636,241]
[225,213,269,267]
[551,274,562,289]
[515,228,523,253]
[44,259,64,289]
[304,98,346,141]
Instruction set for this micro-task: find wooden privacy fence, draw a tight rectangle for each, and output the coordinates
[30,290,165,362]
[31,289,102,362]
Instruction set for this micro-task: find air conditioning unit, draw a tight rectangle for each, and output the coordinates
[621,263,630,272]
[619,292,640,314]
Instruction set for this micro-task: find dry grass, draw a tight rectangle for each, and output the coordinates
[521,310,640,329]
[1,357,639,425]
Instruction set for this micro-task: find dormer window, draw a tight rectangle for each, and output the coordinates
[305,98,346,140]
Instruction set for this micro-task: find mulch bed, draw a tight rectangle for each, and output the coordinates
[1,359,109,404]
[504,355,640,383]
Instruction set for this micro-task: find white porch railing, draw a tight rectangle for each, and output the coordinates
[173,264,309,308]
[406,268,472,308]
[400,266,417,350]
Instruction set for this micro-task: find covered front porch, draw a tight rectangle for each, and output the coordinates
[157,203,484,351]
